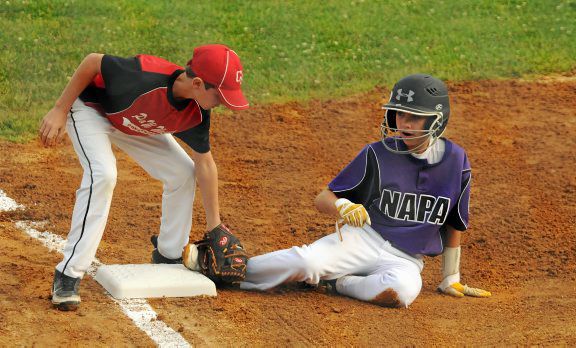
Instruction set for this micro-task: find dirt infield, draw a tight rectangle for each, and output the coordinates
[1,76,575,346]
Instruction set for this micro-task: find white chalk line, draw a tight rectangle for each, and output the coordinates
[0,189,24,211]
[1,190,191,347]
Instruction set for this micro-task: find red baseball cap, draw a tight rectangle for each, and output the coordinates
[187,44,249,110]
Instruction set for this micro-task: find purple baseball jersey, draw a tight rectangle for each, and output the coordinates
[328,139,471,256]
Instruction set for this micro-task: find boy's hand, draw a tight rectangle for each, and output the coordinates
[40,107,68,146]
[438,274,491,298]
[335,198,371,227]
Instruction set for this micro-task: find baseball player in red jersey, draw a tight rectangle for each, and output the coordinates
[39,44,248,311]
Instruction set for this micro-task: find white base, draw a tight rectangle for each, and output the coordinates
[94,264,217,299]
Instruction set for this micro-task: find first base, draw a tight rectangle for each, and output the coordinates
[94,264,217,299]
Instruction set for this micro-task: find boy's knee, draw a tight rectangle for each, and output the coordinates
[372,273,422,308]
[180,158,196,177]
[292,246,325,281]
[301,256,323,276]
[94,168,117,190]
[371,288,403,308]
[169,158,196,186]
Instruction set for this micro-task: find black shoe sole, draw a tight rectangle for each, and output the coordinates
[53,301,80,311]
[151,248,182,264]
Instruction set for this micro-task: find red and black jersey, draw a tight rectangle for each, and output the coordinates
[79,54,211,153]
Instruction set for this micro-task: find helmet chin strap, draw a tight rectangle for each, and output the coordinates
[383,135,434,154]
[381,124,437,155]
[381,112,442,155]
[409,135,434,154]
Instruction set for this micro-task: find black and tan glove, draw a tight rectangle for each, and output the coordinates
[183,223,247,285]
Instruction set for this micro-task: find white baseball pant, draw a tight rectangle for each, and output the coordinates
[240,224,424,307]
[56,99,196,278]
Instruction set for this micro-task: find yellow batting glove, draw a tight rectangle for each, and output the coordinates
[450,282,492,297]
[438,273,492,298]
[335,198,371,227]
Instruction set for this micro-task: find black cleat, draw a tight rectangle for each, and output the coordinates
[296,281,318,290]
[318,279,339,295]
[150,235,182,264]
[52,269,81,311]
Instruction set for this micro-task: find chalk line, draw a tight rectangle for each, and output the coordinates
[1,189,191,347]
[0,189,24,211]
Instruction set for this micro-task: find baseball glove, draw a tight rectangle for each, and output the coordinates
[184,223,247,285]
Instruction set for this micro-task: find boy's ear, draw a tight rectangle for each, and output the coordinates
[190,77,204,89]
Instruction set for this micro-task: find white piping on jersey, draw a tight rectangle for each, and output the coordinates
[218,50,230,88]
[105,86,202,131]
[372,145,382,194]
[192,98,202,118]
[439,229,444,254]
[106,87,167,116]
[457,169,472,229]
[190,98,203,126]
[331,146,371,194]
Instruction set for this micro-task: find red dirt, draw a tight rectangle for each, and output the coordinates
[1,77,575,346]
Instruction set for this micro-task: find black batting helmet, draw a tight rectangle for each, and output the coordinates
[381,74,450,154]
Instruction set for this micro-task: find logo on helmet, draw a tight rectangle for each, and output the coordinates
[435,104,443,111]
[396,89,415,103]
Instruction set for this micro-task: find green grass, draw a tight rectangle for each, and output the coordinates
[1,0,575,141]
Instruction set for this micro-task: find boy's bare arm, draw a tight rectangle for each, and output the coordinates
[315,188,371,228]
[39,53,104,146]
[314,189,339,217]
[189,149,221,231]
[439,225,491,298]
[444,225,462,247]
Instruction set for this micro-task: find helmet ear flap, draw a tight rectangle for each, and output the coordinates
[385,109,397,129]
[424,113,446,138]
[424,116,435,134]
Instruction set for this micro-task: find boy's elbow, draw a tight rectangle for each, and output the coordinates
[84,53,104,71]
[314,189,331,212]
[314,194,322,211]
[86,53,104,60]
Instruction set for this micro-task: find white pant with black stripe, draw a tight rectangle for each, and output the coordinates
[240,224,424,307]
[56,99,196,278]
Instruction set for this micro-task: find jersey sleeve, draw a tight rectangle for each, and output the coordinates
[94,54,182,92]
[444,153,471,231]
[174,108,211,153]
[80,55,133,103]
[327,145,380,207]
[98,55,143,95]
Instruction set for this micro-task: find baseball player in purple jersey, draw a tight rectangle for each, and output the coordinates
[241,74,491,307]
[39,44,248,310]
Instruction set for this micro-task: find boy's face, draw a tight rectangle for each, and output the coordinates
[395,111,430,153]
[185,76,222,110]
[193,81,222,110]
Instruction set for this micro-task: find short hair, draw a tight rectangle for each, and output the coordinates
[185,66,215,90]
